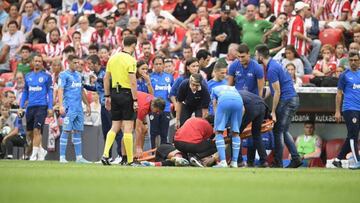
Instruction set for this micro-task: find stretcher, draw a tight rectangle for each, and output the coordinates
[137,119,274,162]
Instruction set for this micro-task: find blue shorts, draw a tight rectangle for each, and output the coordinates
[214,98,243,133]
[26,106,48,131]
[63,111,84,131]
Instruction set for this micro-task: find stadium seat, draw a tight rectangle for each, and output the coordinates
[31,44,46,54]
[325,139,345,159]
[302,74,314,84]
[10,59,18,72]
[319,29,343,47]
[0,72,14,83]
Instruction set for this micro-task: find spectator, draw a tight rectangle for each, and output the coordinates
[339,42,360,69]
[175,73,210,128]
[160,19,187,56]
[259,1,276,22]
[333,43,347,66]
[0,0,9,26]
[2,3,21,33]
[313,44,337,78]
[228,44,265,96]
[217,43,239,67]
[330,0,351,22]
[138,41,155,69]
[287,2,313,74]
[282,45,305,78]
[172,0,197,25]
[164,58,175,76]
[113,1,129,30]
[286,63,302,88]
[136,60,153,94]
[21,1,40,35]
[263,13,287,57]
[3,90,17,109]
[88,43,99,56]
[77,16,96,47]
[69,0,94,21]
[135,25,153,59]
[295,121,322,166]
[93,0,115,19]
[186,28,207,57]
[2,20,25,58]
[126,0,146,22]
[0,25,10,74]
[13,72,25,103]
[106,16,122,49]
[196,49,214,81]
[304,3,322,67]
[127,16,140,33]
[0,105,22,159]
[212,4,240,57]
[193,6,216,29]
[90,19,112,47]
[70,31,89,59]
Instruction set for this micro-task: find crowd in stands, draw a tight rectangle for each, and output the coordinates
[0,0,359,167]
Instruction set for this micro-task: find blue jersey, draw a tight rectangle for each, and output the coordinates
[228,59,264,94]
[337,69,360,111]
[211,85,242,103]
[170,75,187,98]
[137,78,149,93]
[266,58,297,100]
[59,70,83,113]
[20,70,53,109]
[207,79,227,115]
[150,72,173,112]
[84,67,106,105]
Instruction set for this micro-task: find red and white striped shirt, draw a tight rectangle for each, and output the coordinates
[44,41,66,57]
[288,15,308,56]
[109,27,122,49]
[46,26,69,43]
[128,2,146,21]
[314,60,337,76]
[90,29,112,47]
[272,0,285,17]
[70,42,89,59]
[352,0,360,19]
[151,31,170,51]
[304,0,332,21]
[331,0,351,20]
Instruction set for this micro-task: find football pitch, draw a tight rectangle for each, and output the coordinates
[0,161,359,203]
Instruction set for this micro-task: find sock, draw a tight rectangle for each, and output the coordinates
[231,136,241,162]
[60,131,70,158]
[103,130,116,158]
[123,133,134,163]
[349,139,358,163]
[215,134,226,162]
[32,147,39,156]
[72,131,82,159]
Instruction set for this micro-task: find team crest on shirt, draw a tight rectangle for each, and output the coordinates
[352,117,357,124]
[149,115,154,120]
[39,77,44,83]
[165,77,170,83]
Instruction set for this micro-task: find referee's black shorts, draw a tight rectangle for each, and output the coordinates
[110,88,136,121]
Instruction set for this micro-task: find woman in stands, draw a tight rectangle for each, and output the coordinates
[2,4,22,33]
[282,45,305,78]
[286,63,302,88]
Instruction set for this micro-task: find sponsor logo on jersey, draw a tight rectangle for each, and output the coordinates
[353,84,360,89]
[154,85,170,91]
[71,82,82,88]
[29,86,43,91]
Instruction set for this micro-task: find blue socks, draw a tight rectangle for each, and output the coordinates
[215,134,226,162]
[72,131,82,157]
[232,136,241,162]
[60,131,70,158]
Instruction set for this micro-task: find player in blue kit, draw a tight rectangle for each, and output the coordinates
[228,44,264,96]
[211,85,244,168]
[334,52,360,169]
[149,56,174,148]
[19,55,53,161]
[207,62,227,116]
[58,55,91,163]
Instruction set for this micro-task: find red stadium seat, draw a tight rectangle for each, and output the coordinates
[325,139,345,159]
[10,59,18,72]
[319,29,344,47]
[31,44,46,54]
[302,74,314,84]
[0,72,14,83]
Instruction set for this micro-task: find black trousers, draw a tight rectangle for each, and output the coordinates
[150,112,170,148]
[180,104,202,127]
[337,110,360,161]
[239,104,267,164]
[1,135,27,157]
[174,140,217,159]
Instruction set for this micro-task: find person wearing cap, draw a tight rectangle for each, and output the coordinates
[287,1,314,74]
[211,3,240,57]
[235,4,273,56]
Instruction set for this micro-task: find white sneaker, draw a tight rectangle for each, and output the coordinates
[76,157,92,164]
[110,156,122,164]
[29,153,37,161]
[37,148,47,161]
[230,161,238,168]
[60,156,68,163]
[213,161,228,168]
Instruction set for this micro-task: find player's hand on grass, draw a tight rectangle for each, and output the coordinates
[105,97,111,111]
[335,111,341,123]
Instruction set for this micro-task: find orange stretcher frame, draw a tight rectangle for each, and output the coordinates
[137,119,274,162]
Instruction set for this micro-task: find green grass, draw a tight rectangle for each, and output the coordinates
[0,161,359,203]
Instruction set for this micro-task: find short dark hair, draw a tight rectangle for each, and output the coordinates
[190,73,203,84]
[184,57,199,77]
[63,46,75,54]
[8,20,19,28]
[99,45,110,52]
[89,44,99,52]
[46,16,57,24]
[349,51,360,58]
[25,0,34,6]
[50,28,61,36]
[106,16,116,21]
[153,55,164,64]
[94,19,106,26]
[21,45,32,52]
[117,1,127,7]
[122,28,132,36]
[237,43,250,54]
[255,44,270,58]
[123,35,137,47]
[4,90,15,97]
[142,40,151,47]
[135,25,145,37]
[196,49,210,61]
[72,31,81,38]
[87,55,101,65]
[151,98,166,111]
[304,120,315,128]
[214,61,227,71]
[68,55,79,62]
